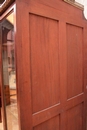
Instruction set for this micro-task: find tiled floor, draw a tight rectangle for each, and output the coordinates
[6,103,19,130]
[0,91,19,130]
[0,122,3,130]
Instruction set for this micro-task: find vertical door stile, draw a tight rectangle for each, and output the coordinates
[0,24,7,130]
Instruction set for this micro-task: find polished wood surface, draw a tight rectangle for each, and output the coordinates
[0,23,7,130]
[30,14,59,113]
[15,0,87,130]
[67,24,83,98]
[0,0,15,16]
[0,0,87,130]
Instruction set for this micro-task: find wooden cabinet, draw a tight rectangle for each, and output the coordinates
[15,0,87,129]
[0,0,87,130]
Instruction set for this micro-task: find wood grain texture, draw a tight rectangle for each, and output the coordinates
[67,24,83,99]
[15,0,87,129]
[0,0,87,130]
[30,14,60,113]
[34,115,60,130]
[33,103,61,126]
[16,2,33,130]
[66,104,83,130]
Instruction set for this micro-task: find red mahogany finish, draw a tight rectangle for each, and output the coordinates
[15,0,87,129]
[1,0,87,130]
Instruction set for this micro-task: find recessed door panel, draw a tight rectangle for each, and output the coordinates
[67,24,83,99]
[30,14,60,113]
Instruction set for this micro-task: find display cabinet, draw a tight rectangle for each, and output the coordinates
[0,0,87,130]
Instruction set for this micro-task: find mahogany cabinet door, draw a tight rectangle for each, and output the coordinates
[15,0,87,130]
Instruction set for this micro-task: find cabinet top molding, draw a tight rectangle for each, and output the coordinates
[0,0,15,16]
[64,0,84,10]
[0,0,84,16]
